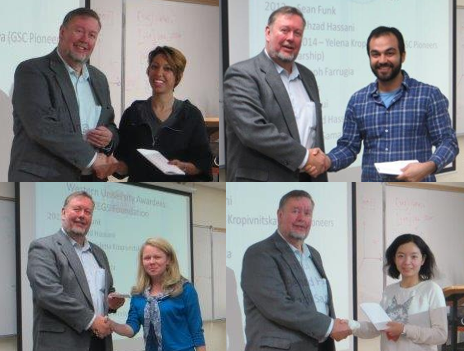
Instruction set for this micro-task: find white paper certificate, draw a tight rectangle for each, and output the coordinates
[374,160,419,175]
[360,302,392,330]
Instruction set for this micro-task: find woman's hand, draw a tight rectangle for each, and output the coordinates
[168,159,200,175]
[385,321,404,341]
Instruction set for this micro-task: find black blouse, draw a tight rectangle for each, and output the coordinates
[115,98,212,181]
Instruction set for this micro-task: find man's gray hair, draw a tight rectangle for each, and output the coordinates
[267,6,306,28]
[62,7,101,29]
[278,190,314,210]
[63,191,95,208]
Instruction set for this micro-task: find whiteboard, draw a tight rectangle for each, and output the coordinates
[0,199,15,336]
[193,226,213,320]
[385,185,464,287]
[193,226,225,321]
[91,0,123,122]
[457,7,464,134]
[124,0,220,117]
[355,183,464,351]
[357,184,464,300]
[212,230,225,319]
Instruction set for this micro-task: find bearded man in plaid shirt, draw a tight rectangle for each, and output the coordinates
[307,26,459,182]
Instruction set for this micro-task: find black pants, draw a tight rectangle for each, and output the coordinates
[298,172,313,182]
[89,336,106,351]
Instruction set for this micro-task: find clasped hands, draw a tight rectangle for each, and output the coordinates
[304,148,331,178]
[330,318,352,341]
[92,153,120,179]
[90,293,125,338]
[330,319,404,343]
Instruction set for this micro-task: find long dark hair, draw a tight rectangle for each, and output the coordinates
[385,234,436,280]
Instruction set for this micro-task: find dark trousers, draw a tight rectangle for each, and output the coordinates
[80,174,107,182]
[89,336,106,351]
[299,172,313,182]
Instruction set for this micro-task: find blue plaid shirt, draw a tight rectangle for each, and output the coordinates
[327,71,459,181]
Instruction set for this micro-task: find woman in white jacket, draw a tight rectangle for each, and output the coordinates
[349,234,448,351]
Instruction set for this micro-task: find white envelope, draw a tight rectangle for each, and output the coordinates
[360,302,392,330]
[374,160,419,175]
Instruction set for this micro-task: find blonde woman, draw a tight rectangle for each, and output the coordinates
[110,238,206,351]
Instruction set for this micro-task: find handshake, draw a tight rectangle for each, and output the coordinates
[90,292,126,338]
[90,315,113,339]
[90,315,120,339]
[330,318,352,342]
[329,319,405,343]
[91,153,122,180]
[304,148,331,178]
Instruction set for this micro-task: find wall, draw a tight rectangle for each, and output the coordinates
[191,184,226,349]
[0,182,14,350]
[0,182,226,351]
[192,184,225,228]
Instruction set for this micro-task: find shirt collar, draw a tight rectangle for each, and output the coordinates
[369,70,410,96]
[264,49,300,81]
[61,227,91,251]
[277,229,311,258]
[56,48,90,80]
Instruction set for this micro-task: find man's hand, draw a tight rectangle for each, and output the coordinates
[86,126,113,148]
[397,161,436,182]
[108,293,125,311]
[91,315,111,339]
[304,148,331,177]
[330,318,352,341]
[92,153,119,179]
[385,321,404,342]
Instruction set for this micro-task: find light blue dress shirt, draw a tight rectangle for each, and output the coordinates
[57,51,100,169]
[264,50,317,169]
[278,231,334,341]
[62,229,105,329]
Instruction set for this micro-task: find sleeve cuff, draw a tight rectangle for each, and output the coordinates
[86,153,98,169]
[298,149,309,170]
[322,318,335,341]
[86,314,96,331]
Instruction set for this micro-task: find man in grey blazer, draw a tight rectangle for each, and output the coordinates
[27,191,124,351]
[224,6,328,182]
[241,190,351,351]
[8,8,119,181]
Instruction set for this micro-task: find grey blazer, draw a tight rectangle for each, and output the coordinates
[27,230,115,351]
[8,49,119,181]
[224,50,327,182]
[241,232,336,351]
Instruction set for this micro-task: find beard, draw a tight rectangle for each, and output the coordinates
[269,47,297,63]
[288,231,309,242]
[276,51,296,62]
[371,61,402,82]
[69,51,90,64]
[64,221,90,238]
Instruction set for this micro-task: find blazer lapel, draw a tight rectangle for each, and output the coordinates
[56,231,94,308]
[299,66,324,150]
[88,70,105,125]
[308,246,326,278]
[49,50,82,133]
[91,244,109,312]
[272,232,313,304]
[308,245,335,317]
[258,51,301,143]
[299,68,318,103]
